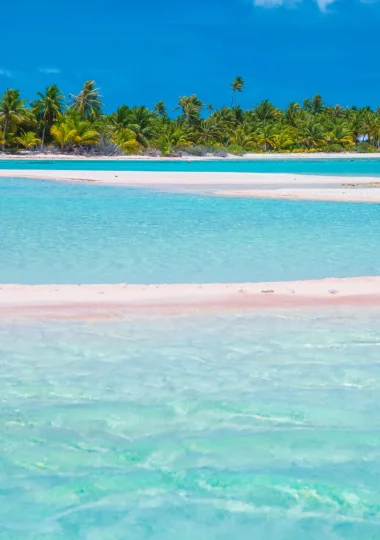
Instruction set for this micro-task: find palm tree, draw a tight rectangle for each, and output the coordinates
[126,106,156,146]
[0,89,29,151]
[108,105,156,147]
[193,117,225,145]
[303,94,324,115]
[270,128,296,151]
[284,101,301,126]
[229,125,256,151]
[31,84,64,147]
[176,95,204,124]
[111,128,139,153]
[154,101,167,118]
[72,120,100,147]
[324,104,343,119]
[70,80,103,120]
[50,123,77,150]
[109,105,131,132]
[230,76,245,107]
[254,99,279,123]
[50,117,99,151]
[13,130,42,150]
[327,123,354,148]
[297,122,326,149]
[256,122,277,151]
[155,123,189,155]
[363,114,380,148]
[210,107,236,130]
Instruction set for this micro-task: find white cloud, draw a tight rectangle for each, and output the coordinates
[38,67,62,74]
[316,0,335,11]
[253,0,336,11]
[254,0,284,6]
[0,69,12,78]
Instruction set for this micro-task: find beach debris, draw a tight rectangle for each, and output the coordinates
[328,288,338,295]
[239,289,246,294]
[261,289,274,294]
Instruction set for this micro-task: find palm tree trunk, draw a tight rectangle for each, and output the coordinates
[2,118,8,152]
[41,124,46,149]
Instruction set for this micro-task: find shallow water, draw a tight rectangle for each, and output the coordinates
[2,157,380,175]
[1,177,380,284]
[1,308,379,539]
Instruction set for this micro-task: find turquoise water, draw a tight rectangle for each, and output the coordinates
[1,309,379,539]
[1,177,380,284]
[2,158,380,175]
[2,173,380,539]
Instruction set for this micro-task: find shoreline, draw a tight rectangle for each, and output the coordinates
[1,152,380,161]
[215,187,380,203]
[2,169,380,202]
[1,277,380,320]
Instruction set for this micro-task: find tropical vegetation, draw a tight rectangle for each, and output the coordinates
[0,78,379,156]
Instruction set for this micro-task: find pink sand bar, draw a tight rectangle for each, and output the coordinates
[1,277,380,319]
[2,170,380,203]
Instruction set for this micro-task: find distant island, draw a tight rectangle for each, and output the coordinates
[0,78,379,157]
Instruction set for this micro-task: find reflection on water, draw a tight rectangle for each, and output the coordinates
[1,307,379,539]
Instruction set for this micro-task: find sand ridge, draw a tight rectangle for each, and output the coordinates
[2,169,380,202]
[1,277,380,319]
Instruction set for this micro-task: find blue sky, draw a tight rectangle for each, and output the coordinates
[1,0,380,112]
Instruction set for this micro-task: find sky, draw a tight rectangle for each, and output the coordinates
[1,0,380,112]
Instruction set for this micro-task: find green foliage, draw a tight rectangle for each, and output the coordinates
[31,84,64,146]
[69,80,103,121]
[50,116,100,150]
[227,144,245,155]
[353,142,376,153]
[230,76,245,107]
[13,131,42,149]
[324,144,345,153]
[1,81,380,155]
[0,89,30,150]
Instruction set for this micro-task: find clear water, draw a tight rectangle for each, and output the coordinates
[2,158,380,175]
[1,309,379,539]
[1,177,380,284]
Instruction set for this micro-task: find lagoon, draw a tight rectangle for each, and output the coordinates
[1,309,379,539]
[2,158,380,175]
[1,177,380,284]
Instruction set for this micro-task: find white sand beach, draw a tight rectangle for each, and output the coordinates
[1,277,380,319]
[1,152,380,160]
[2,169,380,202]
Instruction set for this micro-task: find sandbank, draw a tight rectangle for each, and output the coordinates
[1,277,380,319]
[2,169,380,202]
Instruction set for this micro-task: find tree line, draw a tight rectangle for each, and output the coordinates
[0,77,379,156]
